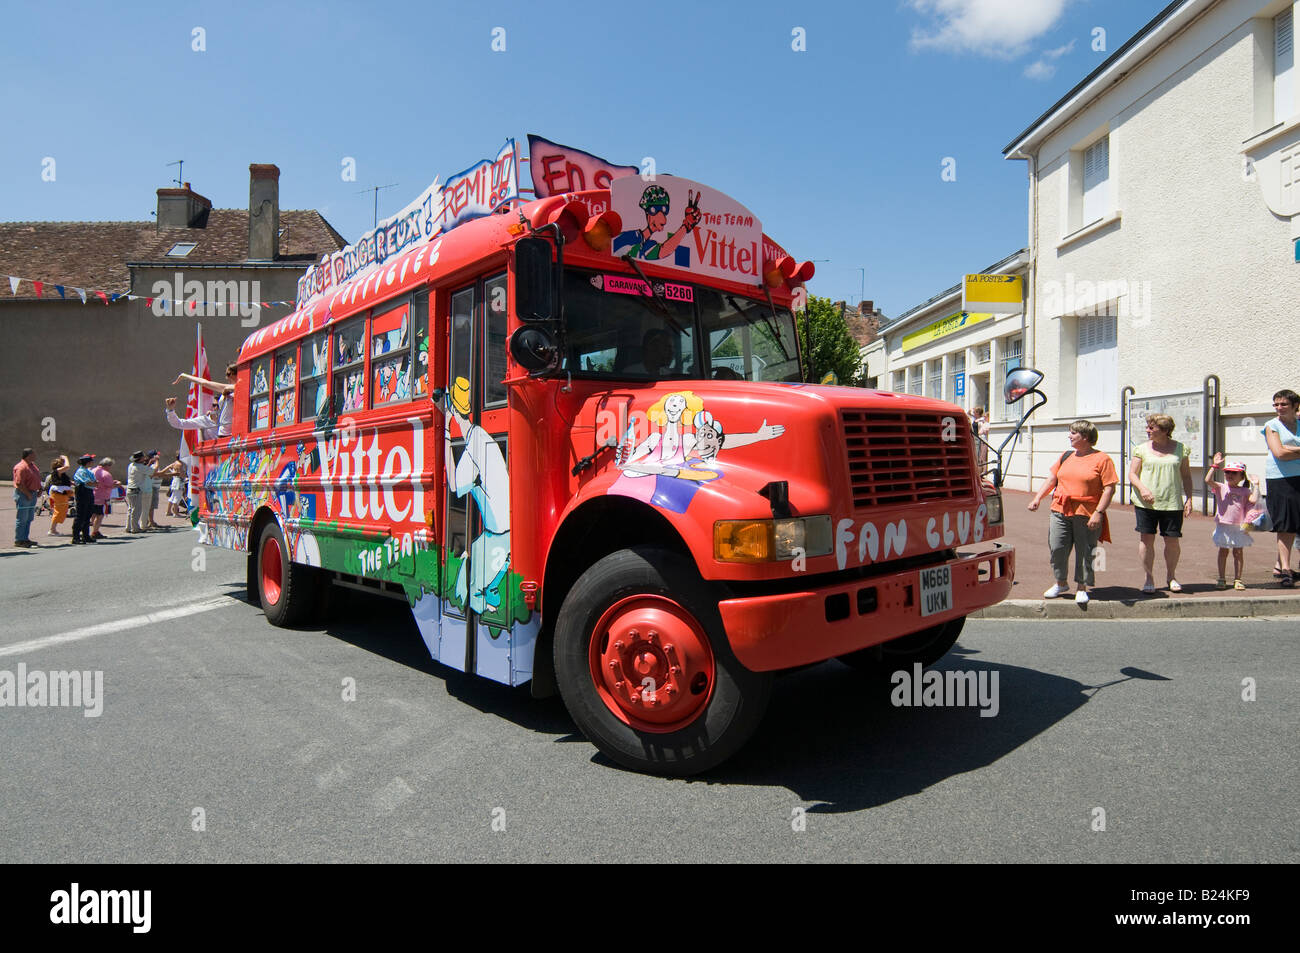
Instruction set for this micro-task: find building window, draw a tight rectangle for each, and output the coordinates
[948,352,966,403]
[165,242,196,257]
[1082,136,1110,225]
[908,365,923,396]
[893,370,906,393]
[998,335,1023,421]
[927,359,943,398]
[1277,8,1295,124]
[1075,314,1118,416]
[974,343,991,365]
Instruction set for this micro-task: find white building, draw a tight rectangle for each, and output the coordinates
[1003,0,1300,502]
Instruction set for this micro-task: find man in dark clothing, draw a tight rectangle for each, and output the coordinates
[71,454,98,544]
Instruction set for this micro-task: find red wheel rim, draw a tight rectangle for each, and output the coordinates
[588,595,716,734]
[261,536,283,606]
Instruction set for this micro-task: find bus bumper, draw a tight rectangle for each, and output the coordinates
[716,545,1014,672]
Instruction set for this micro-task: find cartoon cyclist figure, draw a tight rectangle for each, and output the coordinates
[612,184,703,266]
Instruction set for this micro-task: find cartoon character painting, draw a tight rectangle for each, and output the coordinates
[611,393,785,514]
[612,184,702,266]
[443,376,510,615]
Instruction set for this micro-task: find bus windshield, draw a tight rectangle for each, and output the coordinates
[561,267,801,383]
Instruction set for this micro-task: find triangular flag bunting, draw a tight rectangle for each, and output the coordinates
[146,297,154,308]
[8,277,18,295]
[76,288,87,303]
[55,285,66,299]
[94,291,108,304]
[33,281,43,298]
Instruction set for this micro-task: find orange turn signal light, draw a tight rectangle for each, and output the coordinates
[715,520,774,562]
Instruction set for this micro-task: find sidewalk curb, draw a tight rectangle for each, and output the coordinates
[973,595,1300,620]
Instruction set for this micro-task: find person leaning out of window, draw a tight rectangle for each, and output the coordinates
[1027,420,1118,605]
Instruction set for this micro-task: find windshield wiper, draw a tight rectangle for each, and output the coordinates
[728,293,791,363]
[621,253,687,336]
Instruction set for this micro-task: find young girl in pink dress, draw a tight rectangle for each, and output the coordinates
[1205,453,1260,590]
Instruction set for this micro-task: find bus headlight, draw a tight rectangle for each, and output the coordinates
[715,516,833,563]
[985,492,1003,526]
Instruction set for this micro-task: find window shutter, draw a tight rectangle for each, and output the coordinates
[1083,137,1109,223]
[1076,315,1117,415]
[1277,9,1295,124]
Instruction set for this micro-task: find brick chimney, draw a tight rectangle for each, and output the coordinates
[248,163,280,261]
[156,182,211,228]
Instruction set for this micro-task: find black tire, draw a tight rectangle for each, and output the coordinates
[255,521,319,627]
[838,616,966,674]
[553,547,772,777]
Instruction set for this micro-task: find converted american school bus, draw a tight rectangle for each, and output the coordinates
[197,170,1035,775]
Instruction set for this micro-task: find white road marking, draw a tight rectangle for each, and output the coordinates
[0,596,234,658]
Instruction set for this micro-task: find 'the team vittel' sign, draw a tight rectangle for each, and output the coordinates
[315,418,426,524]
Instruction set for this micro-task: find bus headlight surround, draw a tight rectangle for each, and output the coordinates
[715,516,833,563]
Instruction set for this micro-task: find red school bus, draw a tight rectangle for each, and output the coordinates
[197,172,1023,775]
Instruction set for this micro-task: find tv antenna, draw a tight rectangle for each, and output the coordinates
[357,183,399,228]
[167,159,185,186]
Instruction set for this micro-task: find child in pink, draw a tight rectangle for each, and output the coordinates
[1205,453,1259,590]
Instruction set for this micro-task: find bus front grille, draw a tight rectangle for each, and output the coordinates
[841,409,976,508]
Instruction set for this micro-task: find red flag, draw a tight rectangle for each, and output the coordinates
[180,323,212,509]
[33,281,43,298]
[94,291,108,304]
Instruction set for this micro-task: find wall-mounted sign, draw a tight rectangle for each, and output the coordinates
[1127,390,1205,467]
[955,374,966,398]
[900,310,993,353]
[962,273,1023,314]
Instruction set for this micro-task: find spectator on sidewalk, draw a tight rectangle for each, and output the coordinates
[1129,414,1194,594]
[1205,454,1259,590]
[1262,388,1300,589]
[90,458,121,540]
[145,450,165,530]
[971,406,990,471]
[45,455,73,536]
[126,451,146,533]
[1027,420,1118,604]
[11,448,42,548]
[71,454,98,544]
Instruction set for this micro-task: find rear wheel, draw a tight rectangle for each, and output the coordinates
[554,547,772,776]
[838,616,966,674]
[255,521,318,627]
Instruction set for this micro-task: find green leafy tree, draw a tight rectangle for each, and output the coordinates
[796,295,864,385]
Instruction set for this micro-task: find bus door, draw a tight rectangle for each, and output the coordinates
[433,271,532,685]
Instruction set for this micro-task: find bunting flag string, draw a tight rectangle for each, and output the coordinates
[3,273,296,310]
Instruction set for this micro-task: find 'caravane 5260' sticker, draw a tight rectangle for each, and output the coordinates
[592,273,694,302]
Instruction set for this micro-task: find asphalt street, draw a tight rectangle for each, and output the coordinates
[1,529,1296,863]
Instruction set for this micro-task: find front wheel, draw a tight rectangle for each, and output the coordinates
[838,616,966,674]
[255,521,318,627]
[554,547,772,776]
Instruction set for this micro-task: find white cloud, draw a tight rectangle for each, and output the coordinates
[1023,60,1056,80]
[908,0,1071,59]
[1023,38,1076,80]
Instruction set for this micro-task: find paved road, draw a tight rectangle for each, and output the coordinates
[1,530,1295,862]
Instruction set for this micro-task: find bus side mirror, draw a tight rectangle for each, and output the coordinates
[509,326,560,375]
[1004,367,1044,404]
[515,238,555,322]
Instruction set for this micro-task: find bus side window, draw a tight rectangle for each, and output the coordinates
[450,286,475,399]
[249,357,271,431]
[371,299,412,407]
[299,330,329,423]
[333,317,367,415]
[273,347,297,426]
[412,289,429,399]
[484,273,508,407]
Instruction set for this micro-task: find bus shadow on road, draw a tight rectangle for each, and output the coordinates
[710,643,1166,812]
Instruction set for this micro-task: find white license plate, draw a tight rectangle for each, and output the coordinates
[919,566,952,618]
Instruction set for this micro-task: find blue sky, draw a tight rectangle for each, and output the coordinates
[0,0,1166,317]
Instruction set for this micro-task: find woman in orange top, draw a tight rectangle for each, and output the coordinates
[1027,420,1119,605]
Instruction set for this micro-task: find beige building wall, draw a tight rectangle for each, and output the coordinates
[1022,0,1300,497]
